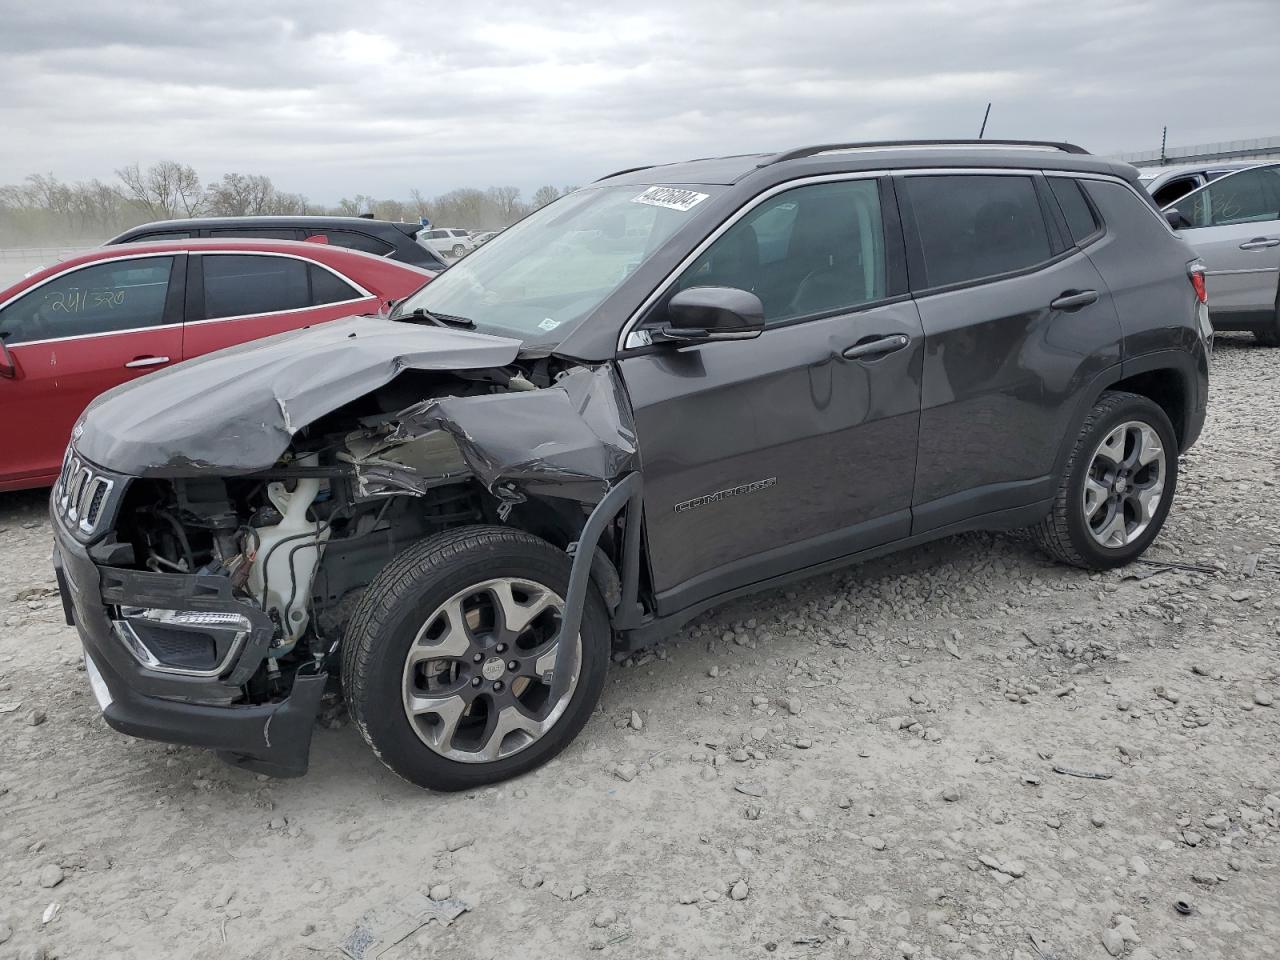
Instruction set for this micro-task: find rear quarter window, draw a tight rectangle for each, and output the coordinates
[325,231,393,255]
[202,255,310,319]
[1048,177,1103,244]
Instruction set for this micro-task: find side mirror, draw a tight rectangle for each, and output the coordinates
[0,335,15,380]
[656,286,765,344]
[1164,208,1191,230]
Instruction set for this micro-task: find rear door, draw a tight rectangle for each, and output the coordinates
[182,252,378,359]
[897,171,1123,532]
[1167,164,1280,325]
[0,255,183,483]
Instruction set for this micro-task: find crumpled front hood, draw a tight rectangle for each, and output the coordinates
[76,315,522,475]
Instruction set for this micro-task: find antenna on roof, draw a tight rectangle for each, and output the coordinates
[979,102,992,139]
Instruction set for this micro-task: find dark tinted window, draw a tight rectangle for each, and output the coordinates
[1170,165,1280,227]
[675,179,885,326]
[1150,176,1201,208]
[0,258,173,345]
[1048,177,1102,243]
[206,228,298,240]
[134,231,191,241]
[323,231,393,255]
[905,175,1052,288]
[309,265,360,305]
[202,255,309,319]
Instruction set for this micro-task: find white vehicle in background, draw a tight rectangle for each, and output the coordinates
[417,227,477,259]
[1136,161,1256,208]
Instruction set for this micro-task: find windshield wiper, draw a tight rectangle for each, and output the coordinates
[391,307,475,329]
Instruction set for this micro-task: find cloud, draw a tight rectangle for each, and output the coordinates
[1,0,1276,201]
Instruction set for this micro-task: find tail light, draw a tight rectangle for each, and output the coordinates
[1188,260,1207,304]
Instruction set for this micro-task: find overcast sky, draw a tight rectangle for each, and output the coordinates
[2,0,1277,202]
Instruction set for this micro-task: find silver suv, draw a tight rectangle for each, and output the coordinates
[418,227,477,259]
[1163,162,1280,344]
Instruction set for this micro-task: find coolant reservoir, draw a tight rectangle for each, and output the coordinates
[247,454,331,652]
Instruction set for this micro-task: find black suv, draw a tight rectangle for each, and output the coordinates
[54,140,1210,790]
[107,215,447,271]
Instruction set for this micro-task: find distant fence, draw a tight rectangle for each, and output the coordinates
[1109,135,1280,167]
[0,246,97,261]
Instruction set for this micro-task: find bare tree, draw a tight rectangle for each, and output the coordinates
[116,161,204,219]
[531,185,561,209]
[486,185,524,224]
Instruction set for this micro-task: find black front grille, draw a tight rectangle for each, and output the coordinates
[132,623,219,671]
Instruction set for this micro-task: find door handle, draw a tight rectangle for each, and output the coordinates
[842,334,911,360]
[124,355,170,369]
[1239,237,1280,250]
[1049,289,1099,311]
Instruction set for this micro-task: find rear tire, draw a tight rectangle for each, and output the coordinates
[1254,289,1280,346]
[341,525,610,791]
[1033,391,1178,570]
[451,243,466,257]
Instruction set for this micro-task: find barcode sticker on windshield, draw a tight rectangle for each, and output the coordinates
[631,186,710,212]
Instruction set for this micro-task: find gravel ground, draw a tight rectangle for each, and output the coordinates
[0,335,1277,960]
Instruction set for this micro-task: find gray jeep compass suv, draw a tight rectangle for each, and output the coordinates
[52,140,1210,790]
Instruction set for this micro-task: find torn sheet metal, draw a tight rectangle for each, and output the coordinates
[75,315,521,475]
[349,364,637,504]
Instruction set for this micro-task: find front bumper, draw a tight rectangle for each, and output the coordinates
[52,510,326,778]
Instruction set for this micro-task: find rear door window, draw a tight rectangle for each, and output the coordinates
[201,255,310,319]
[0,258,174,345]
[323,231,393,255]
[902,174,1053,288]
[205,228,299,240]
[676,178,886,326]
[1048,177,1103,244]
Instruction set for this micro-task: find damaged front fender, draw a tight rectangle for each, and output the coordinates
[344,364,637,505]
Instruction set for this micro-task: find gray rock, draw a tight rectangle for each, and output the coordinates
[629,710,643,730]
[0,921,11,944]
[730,879,748,900]
[593,907,618,927]
[26,708,47,727]
[429,883,452,901]
[446,834,475,852]
[864,835,887,851]
[941,787,960,802]
[1254,689,1274,707]
[38,864,63,888]
[734,782,766,797]
[613,762,638,782]
[1101,928,1125,957]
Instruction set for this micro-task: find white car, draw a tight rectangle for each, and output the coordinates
[417,228,477,259]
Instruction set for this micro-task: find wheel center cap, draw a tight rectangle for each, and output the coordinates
[1114,477,1128,494]
[481,657,506,681]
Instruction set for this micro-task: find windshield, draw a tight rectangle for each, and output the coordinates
[397,183,721,343]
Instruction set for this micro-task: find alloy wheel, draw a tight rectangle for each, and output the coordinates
[1081,420,1166,548]
[401,578,580,763]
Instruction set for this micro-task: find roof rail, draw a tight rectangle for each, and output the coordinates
[759,139,1090,167]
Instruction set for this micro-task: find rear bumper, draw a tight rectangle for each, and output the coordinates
[52,512,326,778]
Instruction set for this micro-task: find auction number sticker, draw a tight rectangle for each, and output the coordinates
[631,186,710,212]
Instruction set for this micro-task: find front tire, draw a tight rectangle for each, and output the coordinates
[341,525,611,791]
[1033,391,1178,570]
[451,243,466,257]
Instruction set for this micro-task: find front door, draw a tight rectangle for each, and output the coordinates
[1167,164,1280,327]
[0,255,183,485]
[618,176,924,614]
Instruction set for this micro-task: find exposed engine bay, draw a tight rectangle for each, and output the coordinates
[93,351,637,707]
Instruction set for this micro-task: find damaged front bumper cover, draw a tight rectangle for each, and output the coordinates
[53,516,326,778]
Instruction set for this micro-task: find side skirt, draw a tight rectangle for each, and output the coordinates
[616,497,1053,651]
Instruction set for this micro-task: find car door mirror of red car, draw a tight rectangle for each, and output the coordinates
[0,335,16,379]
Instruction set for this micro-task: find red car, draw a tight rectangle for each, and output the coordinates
[0,239,432,491]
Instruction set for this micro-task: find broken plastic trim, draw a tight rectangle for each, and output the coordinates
[546,472,643,703]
